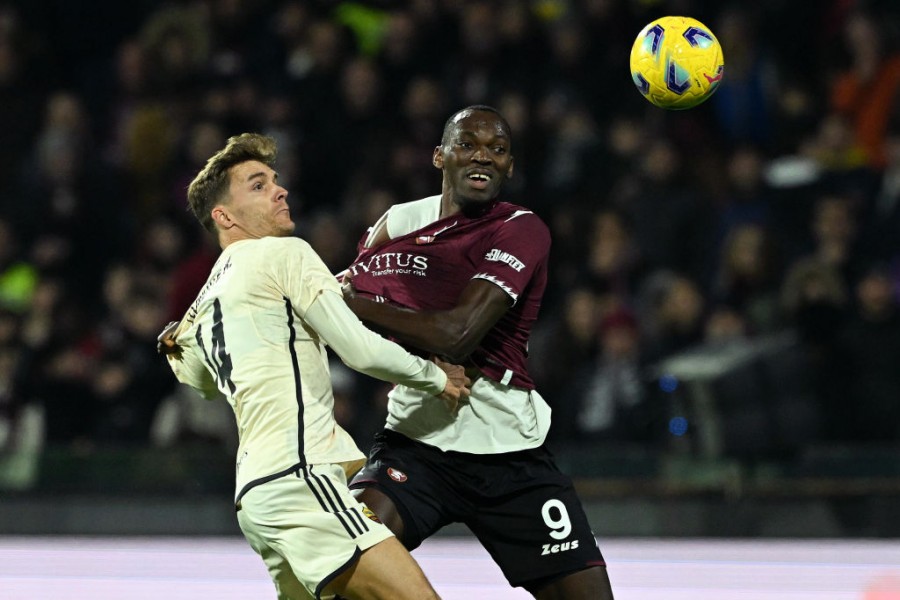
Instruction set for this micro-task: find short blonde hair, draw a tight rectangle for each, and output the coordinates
[187,133,278,232]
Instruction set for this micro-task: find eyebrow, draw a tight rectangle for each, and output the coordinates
[246,170,278,183]
[457,129,509,140]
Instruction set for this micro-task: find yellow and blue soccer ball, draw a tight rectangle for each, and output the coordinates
[630,16,724,110]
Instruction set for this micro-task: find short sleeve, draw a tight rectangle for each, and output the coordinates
[474,211,550,303]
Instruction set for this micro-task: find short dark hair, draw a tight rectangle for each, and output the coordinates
[187,133,278,233]
[440,105,512,148]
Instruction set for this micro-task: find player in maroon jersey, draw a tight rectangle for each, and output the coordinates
[342,106,615,599]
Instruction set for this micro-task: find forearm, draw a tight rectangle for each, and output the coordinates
[345,278,511,361]
[345,295,463,358]
[305,291,447,394]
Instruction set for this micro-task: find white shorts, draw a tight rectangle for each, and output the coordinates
[236,463,393,600]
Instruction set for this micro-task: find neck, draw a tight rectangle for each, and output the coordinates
[219,229,256,249]
[440,193,498,220]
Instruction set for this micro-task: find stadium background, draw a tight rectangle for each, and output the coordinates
[0,0,899,593]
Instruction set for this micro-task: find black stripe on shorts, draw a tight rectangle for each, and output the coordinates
[304,467,368,537]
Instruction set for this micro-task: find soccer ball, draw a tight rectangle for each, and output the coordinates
[630,16,724,110]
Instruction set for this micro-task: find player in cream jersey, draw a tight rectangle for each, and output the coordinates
[168,235,453,504]
[159,133,468,600]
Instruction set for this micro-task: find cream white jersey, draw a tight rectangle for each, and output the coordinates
[166,236,448,505]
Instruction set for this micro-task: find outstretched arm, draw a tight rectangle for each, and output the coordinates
[305,290,470,411]
[343,277,511,363]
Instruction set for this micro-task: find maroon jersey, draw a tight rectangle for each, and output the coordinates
[347,198,549,390]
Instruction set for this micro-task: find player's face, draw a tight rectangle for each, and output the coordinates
[434,110,514,208]
[223,160,294,238]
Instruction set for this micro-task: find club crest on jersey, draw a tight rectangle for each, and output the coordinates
[361,505,382,523]
[386,467,408,483]
[484,248,525,272]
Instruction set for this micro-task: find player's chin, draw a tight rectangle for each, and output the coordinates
[276,220,296,236]
[459,187,498,205]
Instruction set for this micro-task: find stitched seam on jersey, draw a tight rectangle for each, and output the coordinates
[284,296,305,466]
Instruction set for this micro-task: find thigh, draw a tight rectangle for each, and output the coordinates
[239,464,394,599]
[238,509,312,600]
[465,451,607,590]
[323,536,439,600]
[350,430,464,549]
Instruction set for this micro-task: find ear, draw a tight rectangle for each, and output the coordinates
[432,146,443,169]
[506,156,515,179]
[211,205,235,230]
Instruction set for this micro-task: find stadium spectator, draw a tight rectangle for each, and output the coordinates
[530,284,604,415]
[711,223,783,334]
[638,271,707,364]
[830,9,900,169]
[835,264,900,441]
[562,307,654,443]
[3,0,900,482]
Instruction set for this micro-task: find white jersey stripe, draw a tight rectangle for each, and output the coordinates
[504,210,533,221]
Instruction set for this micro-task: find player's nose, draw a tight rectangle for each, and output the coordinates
[471,146,491,164]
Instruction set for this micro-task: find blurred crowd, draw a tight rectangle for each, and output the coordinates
[0,0,899,479]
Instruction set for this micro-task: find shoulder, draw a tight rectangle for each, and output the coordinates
[363,195,440,247]
[390,195,442,218]
[254,235,313,256]
[496,203,550,237]
[230,237,317,271]
[385,195,442,237]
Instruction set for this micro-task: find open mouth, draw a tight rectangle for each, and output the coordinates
[466,172,492,190]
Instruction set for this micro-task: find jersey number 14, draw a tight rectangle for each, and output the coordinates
[196,299,237,394]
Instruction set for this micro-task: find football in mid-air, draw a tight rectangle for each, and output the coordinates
[629,16,724,110]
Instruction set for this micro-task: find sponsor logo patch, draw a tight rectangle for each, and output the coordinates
[387,467,408,483]
[541,539,580,556]
[348,253,429,277]
[484,248,525,272]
